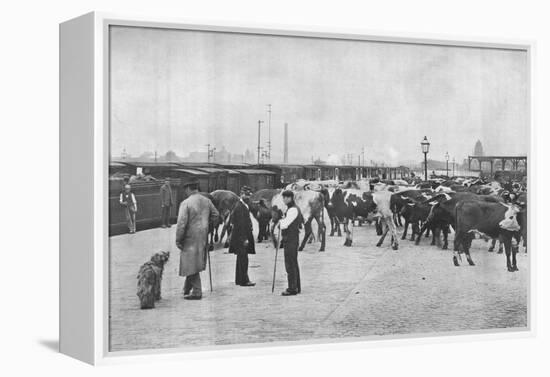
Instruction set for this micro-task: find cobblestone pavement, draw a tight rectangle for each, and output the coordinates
[109,219,528,352]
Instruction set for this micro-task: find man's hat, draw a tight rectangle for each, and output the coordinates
[282,190,294,198]
[240,186,252,195]
[182,179,200,189]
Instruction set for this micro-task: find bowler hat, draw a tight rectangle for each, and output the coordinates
[240,186,252,195]
[182,179,200,188]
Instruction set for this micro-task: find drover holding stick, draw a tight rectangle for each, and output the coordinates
[276,190,303,296]
[176,180,219,300]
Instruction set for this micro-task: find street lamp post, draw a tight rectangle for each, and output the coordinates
[445,151,449,177]
[421,136,430,181]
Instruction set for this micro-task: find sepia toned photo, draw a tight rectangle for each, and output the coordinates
[107,25,529,352]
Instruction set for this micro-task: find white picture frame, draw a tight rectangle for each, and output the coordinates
[59,11,535,365]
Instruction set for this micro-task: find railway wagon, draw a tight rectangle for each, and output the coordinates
[190,166,232,192]
[109,177,182,235]
[259,164,304,187]
[234,169,276,192]
[223,169,242,193]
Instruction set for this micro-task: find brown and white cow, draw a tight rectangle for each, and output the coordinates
[326,188,378,246]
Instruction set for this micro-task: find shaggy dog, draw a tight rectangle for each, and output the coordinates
[137,251,170,309]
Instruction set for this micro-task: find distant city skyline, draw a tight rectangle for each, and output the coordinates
[110,27,529,166]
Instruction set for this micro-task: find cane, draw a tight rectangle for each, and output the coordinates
[271,227,282,293]
[206,242,213,292]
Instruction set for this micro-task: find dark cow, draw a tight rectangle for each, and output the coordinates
[390,189,433,235]
[399,198,442,246]
[248,199,272,243]
[271,190,326,252]
[210,190,240,248]
[250,189,281,243]
[415,192,502,249]
[454,200,523,271]
[416,192,502,245]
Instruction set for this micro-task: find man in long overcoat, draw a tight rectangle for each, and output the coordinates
[176,180,219,300]
[228,186,256,286]
[160,177,174,228]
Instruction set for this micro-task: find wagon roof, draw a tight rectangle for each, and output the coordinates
[235,169,276,175]
[169,168,209,175]
[193,167,228,173]
[109,161,128,168]
[113,160,180,168]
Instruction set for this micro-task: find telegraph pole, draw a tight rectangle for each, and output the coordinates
[361,147,365,166]
[257,120,264,165]
[206,144,216,163]
[267,104,272,162]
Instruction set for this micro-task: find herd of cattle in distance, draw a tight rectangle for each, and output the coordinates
[202,176,527,273]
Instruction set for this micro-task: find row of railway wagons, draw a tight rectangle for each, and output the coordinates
[109,160,410,235]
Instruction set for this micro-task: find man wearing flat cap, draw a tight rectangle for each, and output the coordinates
[228,186,256,286]
[176,180,219,300]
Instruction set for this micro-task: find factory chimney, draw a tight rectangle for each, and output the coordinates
[283,123,288,163]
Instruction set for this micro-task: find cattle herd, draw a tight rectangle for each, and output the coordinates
[199,175,527,273]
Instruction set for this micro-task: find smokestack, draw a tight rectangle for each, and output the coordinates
[283,123,288,163]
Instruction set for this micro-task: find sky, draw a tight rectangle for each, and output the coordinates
[109,26,529,165]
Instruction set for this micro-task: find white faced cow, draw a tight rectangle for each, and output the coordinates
[454,200,522,271]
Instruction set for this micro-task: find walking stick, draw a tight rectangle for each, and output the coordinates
[271,227,282,293]
[205,241,213,292]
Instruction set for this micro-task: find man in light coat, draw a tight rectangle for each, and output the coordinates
[176,180,219,300]
[160,177,174,228]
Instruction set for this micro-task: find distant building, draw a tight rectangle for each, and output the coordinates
[474,140,484,156]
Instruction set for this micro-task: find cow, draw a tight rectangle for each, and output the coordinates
[390,189,433,230]
[250,189,281,243]
[270,190,326,252]
[326,188,354,246]
[326,188,378,246]
[399,198,442,245]
[454,200,522,271]
[210,190,240,248]
[516,192,527,252]
[373,190,399,250]
[414,192,502,249]
[248,199,272,243]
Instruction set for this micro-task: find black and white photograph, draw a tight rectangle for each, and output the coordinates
[107,25,529,352]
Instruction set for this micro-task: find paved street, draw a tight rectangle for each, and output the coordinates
[109,219,528,352]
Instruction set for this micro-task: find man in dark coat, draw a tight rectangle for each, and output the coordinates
[277,190,303,296]
[228,186,256,287]
[160,177,174,228]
